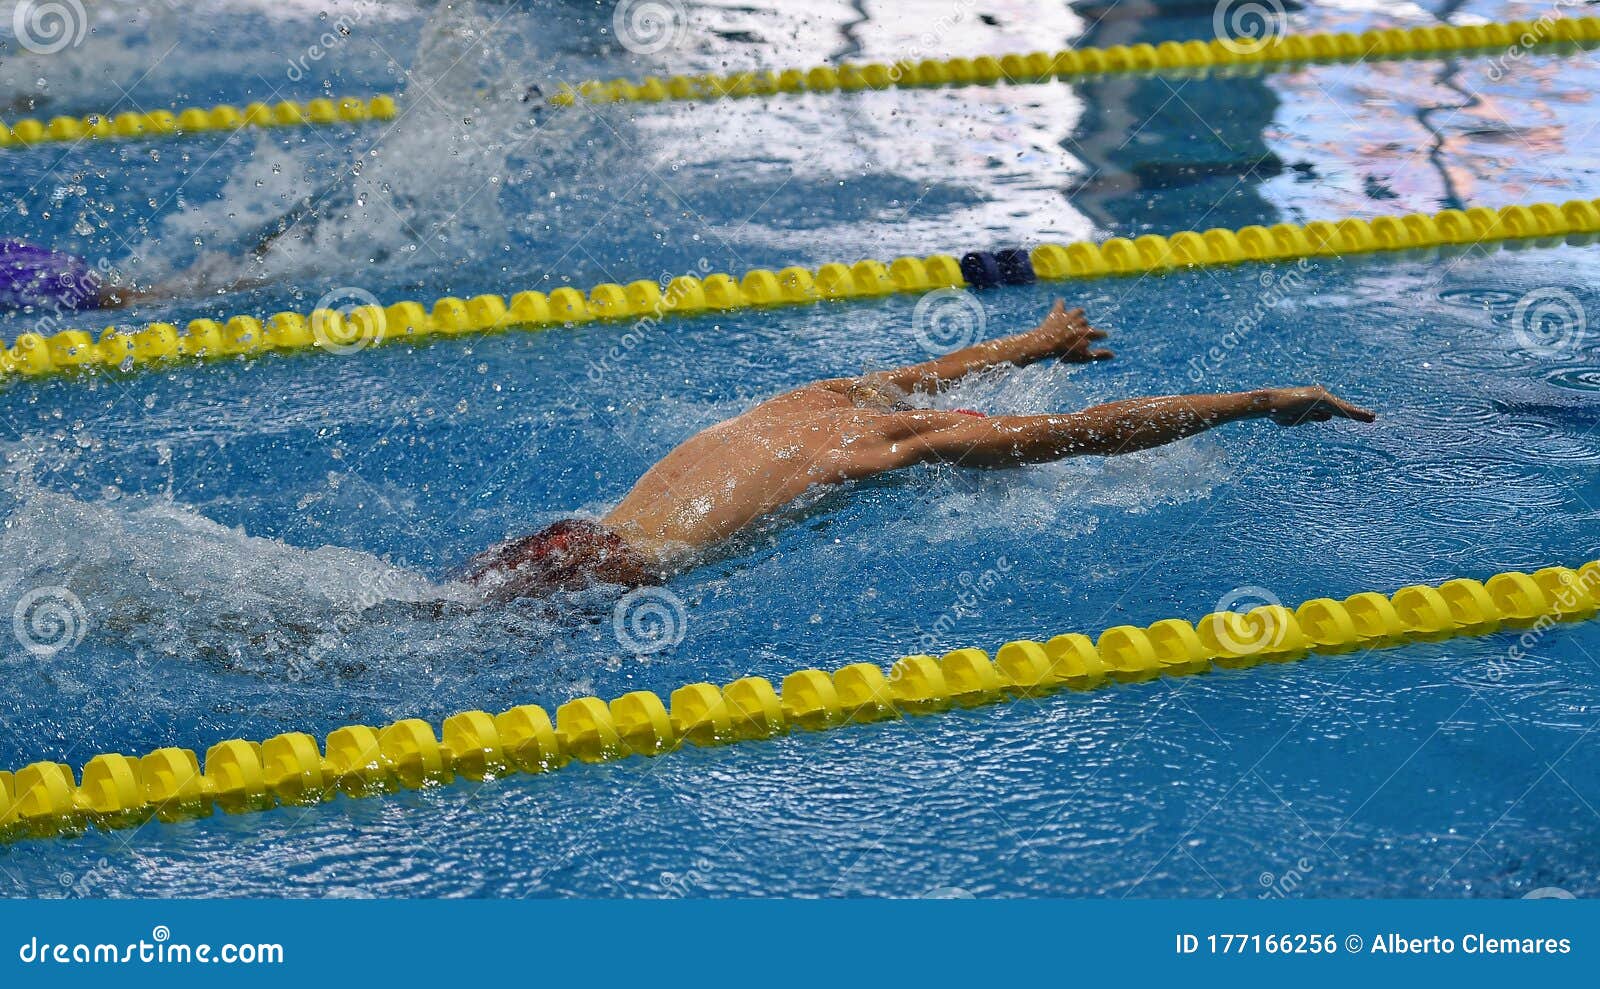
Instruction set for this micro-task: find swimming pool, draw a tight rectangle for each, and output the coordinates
[2,0,1598,897]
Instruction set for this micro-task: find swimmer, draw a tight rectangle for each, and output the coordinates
[0,189,353,315]
[464,300,1376,601]
[0,239,124,313]
[1,88,560,317]
[1,225,280,314]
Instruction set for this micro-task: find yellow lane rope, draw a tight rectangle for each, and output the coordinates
[2,561,1595,843]
[0,95,396,148]
[4,17,1595,149]
[554,16,1600,106]
[3,197,1595,385]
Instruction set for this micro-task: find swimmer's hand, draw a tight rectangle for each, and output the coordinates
[1259,386,1377,426]
[1032,298,1113,362]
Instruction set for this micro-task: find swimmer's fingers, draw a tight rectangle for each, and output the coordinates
[1266,387,1377,425]
[1328,395,1378,423]
[1037,304,1109,361]
[1041,300,1089,331]
[1055,327,1106,349]
[1305,389,1376,423]
[1061,336,1114,362]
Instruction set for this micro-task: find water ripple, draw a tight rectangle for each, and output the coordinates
[1545,366,1600,393]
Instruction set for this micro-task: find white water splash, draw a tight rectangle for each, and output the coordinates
[0,440,482,678]
[134,0,621,294]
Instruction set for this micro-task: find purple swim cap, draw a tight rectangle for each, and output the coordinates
[0,239,97,313]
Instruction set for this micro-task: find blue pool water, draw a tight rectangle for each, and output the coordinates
[2,0,1599,897]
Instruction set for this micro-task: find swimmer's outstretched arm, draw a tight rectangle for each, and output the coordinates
[862,299,1111,394]
[858,386,1375,472]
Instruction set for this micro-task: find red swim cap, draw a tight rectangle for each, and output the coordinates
[463,519,659,601]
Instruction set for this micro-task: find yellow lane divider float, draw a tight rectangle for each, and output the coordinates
[5,197,1596,385]
[556,16,1600,105]
[2,562,1597,843]
[4,16,1596,149]
[0,95,397,149]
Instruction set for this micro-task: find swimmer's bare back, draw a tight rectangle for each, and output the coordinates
[602,300,1375,566]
